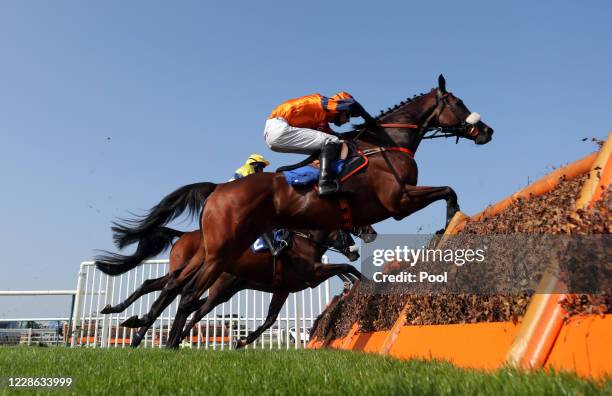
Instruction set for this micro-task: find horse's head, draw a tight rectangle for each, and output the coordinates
[350,224,378,244]
[328,230,360,262]
[433,74,494,145]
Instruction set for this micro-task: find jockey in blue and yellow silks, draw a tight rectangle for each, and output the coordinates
[233,154,270,180]
[231,154,282,255]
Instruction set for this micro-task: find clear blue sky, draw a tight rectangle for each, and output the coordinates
[1,1,610,317]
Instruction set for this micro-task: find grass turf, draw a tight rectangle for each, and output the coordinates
[0,347,609,395]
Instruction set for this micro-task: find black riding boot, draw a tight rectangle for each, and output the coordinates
[262,231,283,256]
[318,139,341,197]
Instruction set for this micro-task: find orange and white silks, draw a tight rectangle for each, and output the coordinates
[268,92,355,129]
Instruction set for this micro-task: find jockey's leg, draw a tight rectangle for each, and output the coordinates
[264,118,329,154]
[339,141,349,160]
[262,231,283,256]
[264,118,342,196]
[318,137,341,196]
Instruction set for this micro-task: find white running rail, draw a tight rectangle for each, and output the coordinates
[70,260,331,349]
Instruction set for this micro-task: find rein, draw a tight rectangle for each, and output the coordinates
[378,123,418,129]
[292,231,349,255]
[376,123,465,140]
[375,91,476,141]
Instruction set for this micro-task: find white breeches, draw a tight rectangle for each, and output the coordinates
[264,118,339,154]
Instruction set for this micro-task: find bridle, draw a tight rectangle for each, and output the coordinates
[377,89,481,143]
[349,226,371,240]
[423,90,481,142]
[293,230,357,256]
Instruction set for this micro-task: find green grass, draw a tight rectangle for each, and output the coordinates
[0,347,609,395]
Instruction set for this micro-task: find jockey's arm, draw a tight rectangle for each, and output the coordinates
[348,101,377,125]
[330,94,376,126]
[317,123,335,134]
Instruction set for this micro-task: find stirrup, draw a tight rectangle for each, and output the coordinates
[318,179,339,197]
[270,240,288,256]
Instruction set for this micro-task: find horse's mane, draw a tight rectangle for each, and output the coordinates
[341,91,432,142]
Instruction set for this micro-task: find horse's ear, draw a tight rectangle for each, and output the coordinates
[438,74,447,93]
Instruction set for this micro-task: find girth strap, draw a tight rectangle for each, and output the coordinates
[361,146,414,158]
[272,256,282,287]
[339,198,353,230]
[361,146,414,194]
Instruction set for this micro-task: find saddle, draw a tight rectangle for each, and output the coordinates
[278,142,368,193]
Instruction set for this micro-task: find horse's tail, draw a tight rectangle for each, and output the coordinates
[95,227,184,276]
[112,182,217,249]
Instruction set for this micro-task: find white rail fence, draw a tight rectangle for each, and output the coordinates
[70,259,331,349]
[0,290,76,347]
[0,328,64,346]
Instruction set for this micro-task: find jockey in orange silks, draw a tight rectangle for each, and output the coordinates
[264,92,376,196]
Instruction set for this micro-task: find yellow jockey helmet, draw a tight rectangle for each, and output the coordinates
[246,154,270,167]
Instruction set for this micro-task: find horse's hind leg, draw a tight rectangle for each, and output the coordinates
[133,283,208,348]
[121,277,181,328]
[166,262,223,349]
[101,275,169,314]
[180,276,247,340]
[235,291,289,349]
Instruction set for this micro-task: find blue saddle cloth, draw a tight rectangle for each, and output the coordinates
[282,160,345,186]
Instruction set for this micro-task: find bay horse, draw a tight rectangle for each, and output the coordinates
[112,75,494,348]
[96,225,374,348]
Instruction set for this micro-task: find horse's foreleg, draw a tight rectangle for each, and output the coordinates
[396,185,459,229]
[235,291,289,349]
[101,275,169,315]
[130,324,152,348]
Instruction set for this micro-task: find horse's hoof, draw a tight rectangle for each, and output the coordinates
[234,339,246,349]
[130,333,143,348]
[165,342,179,350]
[100,304,114,314]
[121,315,141,328]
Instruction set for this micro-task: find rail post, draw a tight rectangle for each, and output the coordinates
[71,263,87,347]
[100,274,114,348]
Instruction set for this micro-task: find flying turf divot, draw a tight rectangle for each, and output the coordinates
[308,132,612,379]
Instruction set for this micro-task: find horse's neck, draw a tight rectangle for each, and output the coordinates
[357,92,437,153]
[296,230,330,249]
